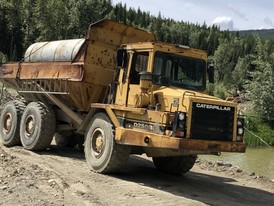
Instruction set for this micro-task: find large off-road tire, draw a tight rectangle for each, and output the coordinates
[20,102,56,150]
[0,100,26,146]
[84,113,130,173]
[153,155,197,175]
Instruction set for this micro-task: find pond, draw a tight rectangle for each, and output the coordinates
[200,147,274,179]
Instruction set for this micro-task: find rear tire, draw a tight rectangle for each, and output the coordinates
[20,102,56,150]
[84,113,130,173]
[0,100,26,146]
[153,155,197,175]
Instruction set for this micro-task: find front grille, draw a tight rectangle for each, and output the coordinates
[190,102,235,141]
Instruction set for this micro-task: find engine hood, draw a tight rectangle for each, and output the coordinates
[153,86,237,113]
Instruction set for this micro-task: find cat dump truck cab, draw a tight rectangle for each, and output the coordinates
[0,19,245,175]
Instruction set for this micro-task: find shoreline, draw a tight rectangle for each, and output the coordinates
[195,157,274,190]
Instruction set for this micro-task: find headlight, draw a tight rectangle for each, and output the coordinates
[238,128,244,135]
[178,113,186,121]
[237,120,243,127]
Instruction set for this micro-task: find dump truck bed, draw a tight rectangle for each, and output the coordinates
[0,19,156,111]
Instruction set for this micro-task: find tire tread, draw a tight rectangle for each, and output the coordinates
[20,102,55,150]
[0,100,25,146]
[85,113,130,174]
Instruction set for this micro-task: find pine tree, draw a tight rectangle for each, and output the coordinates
[245,36,274,122]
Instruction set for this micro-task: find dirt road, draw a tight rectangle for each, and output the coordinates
[0,143,273,206]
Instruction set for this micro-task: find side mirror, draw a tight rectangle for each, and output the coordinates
[116,49,128,68]
[207,64,214,83]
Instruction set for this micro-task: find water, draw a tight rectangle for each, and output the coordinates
[200,147,274,179]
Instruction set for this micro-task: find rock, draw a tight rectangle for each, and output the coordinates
[200,164,207,169]
[0,186,8,190]
[27,183,34,188]
[271,179,274,183]
[229,166,242,173]
[216,160,224,166]
[249,172,256,176]
[224,163,232,167]
[236,168,242,173]
[48,179,56,186]
[0,154,5,158]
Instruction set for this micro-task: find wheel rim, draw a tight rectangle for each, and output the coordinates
[25,115,35,137]
[3,113,12,134]
[91,128,105,158]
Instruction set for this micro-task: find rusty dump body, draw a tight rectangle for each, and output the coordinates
[0,19,156,111]
[0,19,245,174]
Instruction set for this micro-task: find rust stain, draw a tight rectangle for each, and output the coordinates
[2,69,13,75]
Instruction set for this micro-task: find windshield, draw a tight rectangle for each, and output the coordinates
[152,51,206,90]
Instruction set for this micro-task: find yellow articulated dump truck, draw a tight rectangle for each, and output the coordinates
[0,19,245,175]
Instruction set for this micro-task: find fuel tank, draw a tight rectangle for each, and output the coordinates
[24,39,85,62]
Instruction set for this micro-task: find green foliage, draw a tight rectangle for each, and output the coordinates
[244,116,274,147]
[206,83,214,96]
[0,0,113,59]
[0,52,8,63]
[213,83,228,99]
[230,56,250,91]
[0,0,24,60]
[244,36,274,122]
[239,29,274,41]
[0,0,248,60]
[68,0,112,38]
[33,0,69,41]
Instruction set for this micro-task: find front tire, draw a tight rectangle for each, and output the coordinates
[84,113,130,173]
[20,102,56,150]
[153,155,197,175]
[0,100,26,146]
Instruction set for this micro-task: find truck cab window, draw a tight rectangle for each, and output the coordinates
[130,52,149,84]
[152,51,206,90]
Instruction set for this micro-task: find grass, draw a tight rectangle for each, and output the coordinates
[244,117,274,147]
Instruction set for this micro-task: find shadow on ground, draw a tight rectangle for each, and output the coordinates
[20,145,274,206]
[115,155,274,206]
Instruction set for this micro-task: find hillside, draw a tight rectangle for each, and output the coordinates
[238,29,274,41]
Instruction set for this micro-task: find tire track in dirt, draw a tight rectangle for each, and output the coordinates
[0,146,64,206]
[1,144,273,206]
[1,145,206,206]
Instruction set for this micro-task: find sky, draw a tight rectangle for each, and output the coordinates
[111,0,274,31]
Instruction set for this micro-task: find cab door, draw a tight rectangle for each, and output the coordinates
[114,51,131,106]
[115,51,151,107]
[127,52,150,107]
